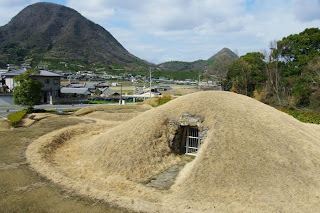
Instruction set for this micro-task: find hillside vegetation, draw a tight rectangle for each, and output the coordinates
[225,28,320,111]
[158,48,238,76]
[0,2,238,77]
[0,2,150,71]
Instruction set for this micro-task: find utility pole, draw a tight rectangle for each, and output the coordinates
[149,68,152,98]
[198,71,201,91]
[143,77,146,101]
[133,80,136,103]
[120,83,122,105]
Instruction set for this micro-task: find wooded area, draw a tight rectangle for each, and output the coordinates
[225,28,320,111]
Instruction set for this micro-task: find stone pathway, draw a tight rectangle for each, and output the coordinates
[146,155,194,190]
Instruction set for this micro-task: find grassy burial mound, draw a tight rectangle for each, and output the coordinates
[27,92,320,213]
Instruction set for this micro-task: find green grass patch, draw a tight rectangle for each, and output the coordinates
[89,99,143,104]
[152,70,199,80]
[45,109,57,113]
[89,100,119,104]
[7,110,27,127]
[44,109,79,113]
[280,109,320,124]
[158,97,172,106]
[62,109,79,113]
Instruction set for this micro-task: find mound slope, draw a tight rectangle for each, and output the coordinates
[81,91,320,211]
[27,92,320,212]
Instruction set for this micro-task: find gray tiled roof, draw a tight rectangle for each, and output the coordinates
[83,82,96,89]
[3,69,25,76]
[4,69,62,77]
[67,83,84,88]
[61,87,91,95]
[100,87,115,94]
[39,70,62,77]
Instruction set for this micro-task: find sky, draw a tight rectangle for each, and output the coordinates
[0,0,319,64]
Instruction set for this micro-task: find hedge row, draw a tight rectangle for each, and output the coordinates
[7,110,27,127]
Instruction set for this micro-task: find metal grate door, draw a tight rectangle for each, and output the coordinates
[185,127,200,156]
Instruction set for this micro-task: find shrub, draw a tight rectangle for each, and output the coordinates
[144,95,174,107]
[280,108,320,124]
[158,95,173,106]
[309,91,320,111]
[7,110,27,127]
[291,78,312,106]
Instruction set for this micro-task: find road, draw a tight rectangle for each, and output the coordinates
[0,103,117,119]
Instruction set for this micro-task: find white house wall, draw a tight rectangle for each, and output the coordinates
[5,78,15,91]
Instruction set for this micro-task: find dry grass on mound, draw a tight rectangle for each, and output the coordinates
[74,104,152,116]
[0,119,10,130]
[142,97,159,106]
[84,111,140,122]
[18,113,55,127]
[142,95,175,107]
[27,91,320,213]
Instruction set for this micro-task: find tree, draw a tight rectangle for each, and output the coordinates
[291,77,312,106]
[227,52,266,96]
[276,28,320,107]
[307,55,320,78]
[224,28,320,110]
[227,58,250,95]
[13,69,44,110]
[266,40,282,104]
[277,28,320,76]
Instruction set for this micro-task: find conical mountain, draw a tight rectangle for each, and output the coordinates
[0,2,149,69]
[206,47,239,75]
[208,47,238,61]
[158,47,238,76]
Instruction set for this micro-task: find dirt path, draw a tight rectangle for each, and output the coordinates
[146,155,194,189]
[0,115,132,213]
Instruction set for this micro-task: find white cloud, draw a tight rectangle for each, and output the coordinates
[66,0,115,21]
[293,0,320,22]
[0,0,38,26]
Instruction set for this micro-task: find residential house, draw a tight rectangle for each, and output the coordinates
[83,82,96,93]
[0,70,7,87]
[57,87,90,104]
[95,82,109,89]
[99,87,115,97]
[3,69,62,103]
[67,82,84,88]
[61,87,91,96]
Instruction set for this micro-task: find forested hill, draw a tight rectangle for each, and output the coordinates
[0,2,150,70]
[158,48,238,76]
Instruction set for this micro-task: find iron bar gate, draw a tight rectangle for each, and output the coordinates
[185,127,200,156]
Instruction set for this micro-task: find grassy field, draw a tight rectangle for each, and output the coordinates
[30,91,320,213]
[2,94,320,213]
[0,115,131,213]
[61,80,199,96]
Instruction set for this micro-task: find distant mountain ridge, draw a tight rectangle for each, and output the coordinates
[158,48,238,76]
[0,2,238,75]
[0,2,150,70]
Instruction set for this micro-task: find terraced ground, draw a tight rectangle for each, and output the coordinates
[3,92,320,213]
[0,110,142,213]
